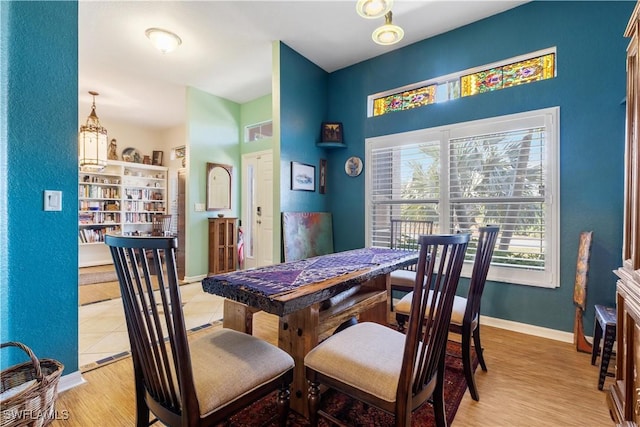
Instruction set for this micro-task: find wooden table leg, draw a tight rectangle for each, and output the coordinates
[360,273,390,326]
[222,299,258,334]
[278,303,320,417]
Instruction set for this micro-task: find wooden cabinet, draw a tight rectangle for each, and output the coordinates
[608,2,640,424]
[208,217,238,275]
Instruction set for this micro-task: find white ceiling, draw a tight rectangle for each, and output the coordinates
[79,0,528,130]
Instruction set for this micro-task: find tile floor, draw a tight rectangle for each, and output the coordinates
[79,279,225,370]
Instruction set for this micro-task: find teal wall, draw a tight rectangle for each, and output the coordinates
[2,1,79,370]
[185,87,241,278]
[323,1,633,334]
[279,43,330,225]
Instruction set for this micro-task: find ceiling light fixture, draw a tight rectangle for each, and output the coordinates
[79,91,108,171]
[356,0,393,19]
[372,11,404,46]
[145,27,182,54]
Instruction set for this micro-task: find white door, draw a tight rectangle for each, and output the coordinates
[241,151,274,269]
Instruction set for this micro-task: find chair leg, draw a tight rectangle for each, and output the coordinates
[134,377,150,427]
[308,379,321,427]
[598,325,616,390]
[277,382,291,427]
[591,318,603,366]
[473,325,488,372]
[432,354,448,427]
[463,329,480,402]
[396,313,408,332]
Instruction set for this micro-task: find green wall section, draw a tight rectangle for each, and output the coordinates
[322,1,633,334]
[2,1,79,370]
[240,93,274,155]
[185,87,241,278]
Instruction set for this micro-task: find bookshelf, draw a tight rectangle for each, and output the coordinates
[79,160,168,266]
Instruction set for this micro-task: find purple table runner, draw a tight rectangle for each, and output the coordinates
[209,247,415,297]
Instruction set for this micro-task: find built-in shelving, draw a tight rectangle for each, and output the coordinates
[79,160,168,266]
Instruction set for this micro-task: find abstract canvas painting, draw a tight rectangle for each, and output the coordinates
[282,212,334,262]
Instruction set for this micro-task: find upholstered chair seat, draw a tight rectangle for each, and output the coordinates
[395,290,476,329]
[389,269,417,288]
[189,329,294,417]
[305,322,409,403]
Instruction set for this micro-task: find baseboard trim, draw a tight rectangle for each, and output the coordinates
[482,315,574,343]
[182,274,206,284]
[57,371,86,393]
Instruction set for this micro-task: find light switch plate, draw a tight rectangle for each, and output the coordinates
[195,203,205,212]
[44,190,62,211]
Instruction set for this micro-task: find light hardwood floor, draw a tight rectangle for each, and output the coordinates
[52,317,614,426]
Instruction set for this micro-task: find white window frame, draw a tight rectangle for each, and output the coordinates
[244,120,273,143]
[365,107,560,288]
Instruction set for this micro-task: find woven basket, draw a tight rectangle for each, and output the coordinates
[0,342,64,427]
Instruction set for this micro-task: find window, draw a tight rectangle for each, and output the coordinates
[369,47,556,117]
[365,107,559,288]
[244,120,273,142]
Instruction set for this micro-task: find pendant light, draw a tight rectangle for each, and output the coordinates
[356,0,393,19]
[372,11,404,46]
[78,91,108,171]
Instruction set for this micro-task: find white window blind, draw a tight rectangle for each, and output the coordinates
[366,107,559,288]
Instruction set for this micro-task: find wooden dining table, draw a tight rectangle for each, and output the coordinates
[201,247,418,416]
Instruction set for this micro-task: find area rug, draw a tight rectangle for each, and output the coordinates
[224,340,477,426]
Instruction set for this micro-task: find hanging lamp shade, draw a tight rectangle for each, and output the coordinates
[372,11,404,45]
[79,91,108,171]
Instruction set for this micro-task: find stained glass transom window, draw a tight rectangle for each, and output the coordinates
[369,48,556,117]
[460,54,555,96]
[373,85,437,116]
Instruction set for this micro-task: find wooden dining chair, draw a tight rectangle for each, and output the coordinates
[305,233,470,427]
[105,234,294,427]
[395,225,499,401]
[389,219,434,290]
[151,214,172,236]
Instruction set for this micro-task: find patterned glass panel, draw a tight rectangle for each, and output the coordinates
[503,54,556,88]
[402,85,436,110]
[461,68,503,97]
[373,97,387,116]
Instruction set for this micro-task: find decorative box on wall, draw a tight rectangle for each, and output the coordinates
[317,122,346,148]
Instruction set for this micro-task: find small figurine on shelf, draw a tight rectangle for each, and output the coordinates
[108,138,118,160]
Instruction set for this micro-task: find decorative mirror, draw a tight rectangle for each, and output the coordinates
[206,163,232,210]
